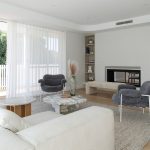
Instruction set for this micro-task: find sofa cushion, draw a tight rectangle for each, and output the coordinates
[0,108,30,132]
[18,106,114,150]
[0,127,34,150]
[24,111,62,126]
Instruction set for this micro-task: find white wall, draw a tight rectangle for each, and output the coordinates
[95,24,150,84]
[66,32,85,89]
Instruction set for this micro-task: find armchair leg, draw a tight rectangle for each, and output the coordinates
[118,105,120,112]
[119,94,123,122]
[141,95,150,113]
[148,96,150,113]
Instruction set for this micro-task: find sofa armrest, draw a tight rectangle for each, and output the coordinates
[17,106,114,150]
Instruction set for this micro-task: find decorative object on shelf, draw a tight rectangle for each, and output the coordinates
[88,66,92,73]
[89,76,94,81]
[88,39,94,44]
[68,60,78,96]
[90,51,94,54]
[85,46,90,54]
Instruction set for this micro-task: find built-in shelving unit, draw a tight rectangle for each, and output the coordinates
[85,35,95,81]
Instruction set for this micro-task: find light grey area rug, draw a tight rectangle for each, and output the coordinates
[32,99,150,150]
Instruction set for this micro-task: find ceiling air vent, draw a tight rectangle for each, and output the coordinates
[116,20,133,26]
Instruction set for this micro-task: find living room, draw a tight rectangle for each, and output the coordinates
[0,0,150,150]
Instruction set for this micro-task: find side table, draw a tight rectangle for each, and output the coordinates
[0,97,35,117]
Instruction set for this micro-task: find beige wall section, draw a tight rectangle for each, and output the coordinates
[66,32,85,89]
[95,24,150,84]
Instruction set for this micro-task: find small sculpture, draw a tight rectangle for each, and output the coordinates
[89,76,94,81]
[88,66,92,73]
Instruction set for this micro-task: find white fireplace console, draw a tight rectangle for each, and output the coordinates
[85,81,124,94]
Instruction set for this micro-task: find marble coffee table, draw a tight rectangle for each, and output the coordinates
[43,95,87,114]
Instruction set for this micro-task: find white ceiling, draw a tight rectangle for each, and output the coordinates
[1,0,150,25]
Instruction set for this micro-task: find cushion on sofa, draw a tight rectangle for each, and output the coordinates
[0,127,34,150]
[0,108,30,132]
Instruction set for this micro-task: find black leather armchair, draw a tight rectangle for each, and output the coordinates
[38,74,66,92]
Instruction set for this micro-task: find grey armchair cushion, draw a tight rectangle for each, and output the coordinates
[39,74,66,92]
[119,89,141,105]
[112,92,141,106]
[43,74,65,86]
[119,89,141,98]
[118,84,136,92]
[112,84,138,105]
[112,82,150,107]
[139,96,149,107]
[140,81,150,95]
[41,85,63,92]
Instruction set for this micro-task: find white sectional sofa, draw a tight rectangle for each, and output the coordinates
[0,106,115,150]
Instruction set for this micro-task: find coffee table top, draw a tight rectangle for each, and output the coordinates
[0,97,36,106]
[43,95,87,106]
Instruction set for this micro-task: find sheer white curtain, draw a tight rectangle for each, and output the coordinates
[6,22,66,98]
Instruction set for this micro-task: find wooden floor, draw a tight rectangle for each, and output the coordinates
[0,89,150,149]
[77,89,150,150]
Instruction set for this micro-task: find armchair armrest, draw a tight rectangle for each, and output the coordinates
[38,79,45,84]
[141,94,150,97]
[119,89,141,98]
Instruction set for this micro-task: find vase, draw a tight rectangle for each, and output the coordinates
[69,75,76,96]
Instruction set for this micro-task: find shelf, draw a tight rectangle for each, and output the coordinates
[85,63,95,64]
[87,44,94,46]
[85,72,95,74]
[85,53,94,55]
[85,35,95,82]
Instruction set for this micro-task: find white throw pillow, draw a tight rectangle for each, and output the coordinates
[0,108,30,132]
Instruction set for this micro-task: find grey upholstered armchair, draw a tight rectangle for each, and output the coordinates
[38,74,66,93]
[112,81,150,122]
